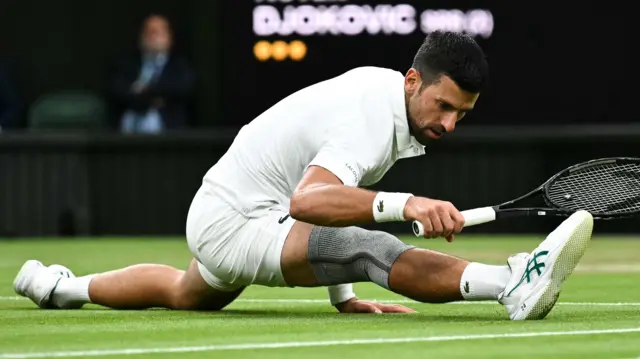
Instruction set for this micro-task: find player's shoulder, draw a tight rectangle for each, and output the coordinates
[342,66,402,117]
[341,67,404,105]
[299,66,402,100]
[338,66,404,84]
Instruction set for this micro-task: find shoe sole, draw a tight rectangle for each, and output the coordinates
[520,211,593,320]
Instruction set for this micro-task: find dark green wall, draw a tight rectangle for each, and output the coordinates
[0,127,637,237]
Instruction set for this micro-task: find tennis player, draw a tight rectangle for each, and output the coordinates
[14,31,593,320]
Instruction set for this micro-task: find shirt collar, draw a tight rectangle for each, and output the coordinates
[392,73,426,159]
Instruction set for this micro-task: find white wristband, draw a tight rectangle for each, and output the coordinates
[328,284,356,306]
[372,192,413,222]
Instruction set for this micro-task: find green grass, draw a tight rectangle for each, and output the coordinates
[1,235,640,358]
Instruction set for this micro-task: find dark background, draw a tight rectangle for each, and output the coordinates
[219,1,633,127]
[0,0,218,129]
[0,1,637,237]
[0,1,635,129]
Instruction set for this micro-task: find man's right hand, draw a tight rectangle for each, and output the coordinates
[403,197,465,241]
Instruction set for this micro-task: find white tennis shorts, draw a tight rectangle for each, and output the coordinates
[185,185,296,291]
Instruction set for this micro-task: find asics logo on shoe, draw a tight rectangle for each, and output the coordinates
[506,250,550,297]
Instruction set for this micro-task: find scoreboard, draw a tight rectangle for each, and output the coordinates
[218,1,631,127]
[251,2,494,60]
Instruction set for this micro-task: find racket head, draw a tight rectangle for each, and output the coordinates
[543,157,640,219]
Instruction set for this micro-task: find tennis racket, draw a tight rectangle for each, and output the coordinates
[412,157,640,237]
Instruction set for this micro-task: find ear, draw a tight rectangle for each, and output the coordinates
[404,68,421,95]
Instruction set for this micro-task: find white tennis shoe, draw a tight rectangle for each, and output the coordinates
[13,260,76,309]
[499,210,594,320]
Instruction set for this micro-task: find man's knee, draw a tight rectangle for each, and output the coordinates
[307,226,414,289]
[170,259,245,311]
[170,284,245,311]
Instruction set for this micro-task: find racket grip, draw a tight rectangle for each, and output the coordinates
[412,207,497,237]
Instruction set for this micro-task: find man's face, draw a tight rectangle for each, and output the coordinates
[141,16,172,54]
[404,68,479,145]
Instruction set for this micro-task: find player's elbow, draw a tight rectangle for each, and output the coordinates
[289,192,309,221]
[290,182,334,223]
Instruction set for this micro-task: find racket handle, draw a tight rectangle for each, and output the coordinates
[412,207,497,237]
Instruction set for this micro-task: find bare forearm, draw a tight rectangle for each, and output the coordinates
[289,184,376,227]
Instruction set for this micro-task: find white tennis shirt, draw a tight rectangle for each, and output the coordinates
[203,66,426,217]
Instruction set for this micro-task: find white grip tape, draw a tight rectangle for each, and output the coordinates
[412,207,497,237]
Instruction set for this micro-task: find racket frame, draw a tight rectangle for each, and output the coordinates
[411,157,640,237]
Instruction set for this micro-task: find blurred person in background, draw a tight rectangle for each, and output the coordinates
[107,14,194,134]
[0,58,20,132]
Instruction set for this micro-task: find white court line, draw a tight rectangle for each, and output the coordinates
[2,296,640,306]
[233,299,640,307]
[1,327,639,359]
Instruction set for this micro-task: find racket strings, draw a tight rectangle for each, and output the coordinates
[546,162,640,215]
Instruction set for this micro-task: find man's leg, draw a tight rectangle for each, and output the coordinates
[281,222,507,303]
[14,258,244,311]
[15,184,252,311]
[281,210,594,319]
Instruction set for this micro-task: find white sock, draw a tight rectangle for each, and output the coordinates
[51,274,95,309]
[460,262,511,301]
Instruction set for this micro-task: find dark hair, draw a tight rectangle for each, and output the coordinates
[411,31,489,93]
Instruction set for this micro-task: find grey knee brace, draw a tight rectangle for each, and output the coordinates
[307,226,414,289]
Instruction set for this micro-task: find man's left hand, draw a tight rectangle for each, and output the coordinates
[336,298,416,313]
